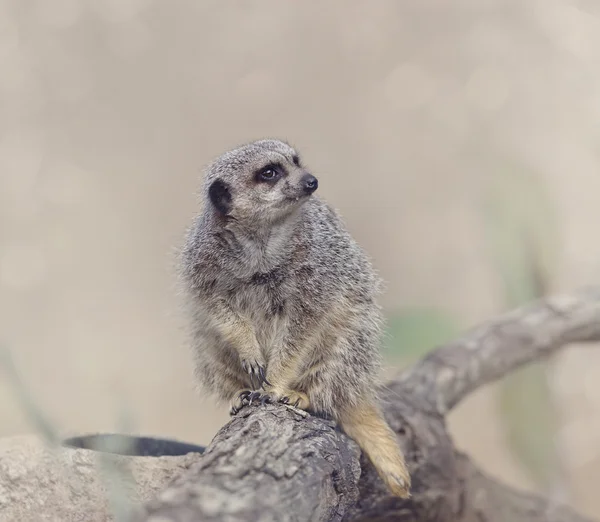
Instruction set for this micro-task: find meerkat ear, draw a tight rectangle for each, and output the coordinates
[208,179,232,215]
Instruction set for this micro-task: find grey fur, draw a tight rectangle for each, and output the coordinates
[177,139,382,414]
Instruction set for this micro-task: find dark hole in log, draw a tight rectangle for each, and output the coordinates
[62,433,206,457]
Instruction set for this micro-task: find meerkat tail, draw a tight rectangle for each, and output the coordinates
[337,401,411,498]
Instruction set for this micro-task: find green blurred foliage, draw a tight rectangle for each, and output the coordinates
[482,164,561,490]
[498,363,561,489]
[483,165,558,305]
[0,345,59,446]
[384,308,461,364]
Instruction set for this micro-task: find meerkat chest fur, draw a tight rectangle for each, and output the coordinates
[220,219,300,358]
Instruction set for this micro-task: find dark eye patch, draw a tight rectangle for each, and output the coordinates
[292,155,300,166]
[254,162,286,183]
[208,179,232,215]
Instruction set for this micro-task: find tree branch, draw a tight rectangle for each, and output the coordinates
[395,287,600,415]
[132,407,362,522]
[128,289,600,521]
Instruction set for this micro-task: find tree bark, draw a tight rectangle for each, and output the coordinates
[132,289,600,522]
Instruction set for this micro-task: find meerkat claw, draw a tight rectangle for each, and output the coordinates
[258,366,271,387]
[241,360,269,389]
[249,372,258,390]
[229,389,252,415]
[276,391,310,410]
[247,391,262,405]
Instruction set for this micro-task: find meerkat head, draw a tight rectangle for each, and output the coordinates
[202,139,318,227]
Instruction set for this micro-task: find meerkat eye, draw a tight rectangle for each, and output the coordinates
[256,164,283,183]
[261,168,276,180]
[292,155,300,167]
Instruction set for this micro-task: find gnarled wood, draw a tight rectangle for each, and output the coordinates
[132,289,600,522]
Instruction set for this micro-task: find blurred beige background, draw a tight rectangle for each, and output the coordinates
[1,0,600,518]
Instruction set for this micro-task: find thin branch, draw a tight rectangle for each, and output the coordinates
[395,287,600,415]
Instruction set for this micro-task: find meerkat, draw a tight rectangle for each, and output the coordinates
[177,139,410,498]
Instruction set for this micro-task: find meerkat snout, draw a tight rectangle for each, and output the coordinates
[301,173,318,194]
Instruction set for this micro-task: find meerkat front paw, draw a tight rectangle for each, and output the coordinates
[261,389,310,410]
[239,357,270,390]
[229,389,270,415]
[279,390,310,410]
[229,389,252,415]
[229,388,310,415]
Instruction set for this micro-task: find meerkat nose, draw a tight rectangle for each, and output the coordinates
[302,174,318,194]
